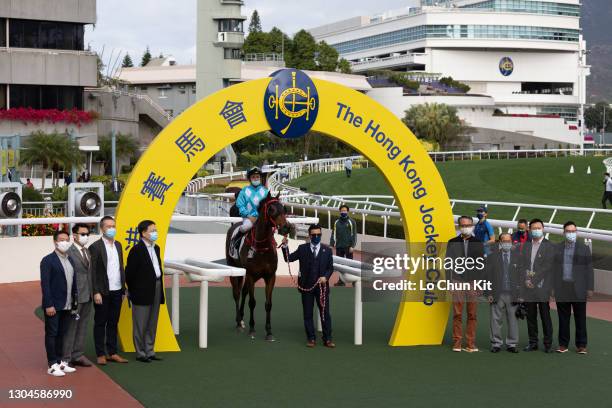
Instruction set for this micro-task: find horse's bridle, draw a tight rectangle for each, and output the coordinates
[245,198,286,254]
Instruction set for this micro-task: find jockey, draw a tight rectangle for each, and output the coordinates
[229,167,269,258]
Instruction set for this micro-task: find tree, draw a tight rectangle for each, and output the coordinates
[243,31,269,54]
[141,46,152,67]
[248,10,262,34]
[288,30,317,70]
[338,58,352,74]
[20,131,83,191]
[96,54,105,86]
[97,133,139,175]
[316,41,339,72]
[402,103,469,148]
[585,101,612,131]
[267,27,291,56]
[122,53,134,68]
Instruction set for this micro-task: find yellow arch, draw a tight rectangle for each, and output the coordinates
[115,75,455,351]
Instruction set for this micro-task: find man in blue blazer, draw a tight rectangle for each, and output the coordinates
[282,224,336,348]
[40,230,78,377]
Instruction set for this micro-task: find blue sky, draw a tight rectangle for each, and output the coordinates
[86,0,411,68]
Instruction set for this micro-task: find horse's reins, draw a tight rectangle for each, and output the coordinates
[246,198,282,253]
[280,238,327,323]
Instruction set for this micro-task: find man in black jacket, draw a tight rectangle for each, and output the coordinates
[521,218,555,353]
[485,233,522,353]
[553,221,594,354]
[40,230,78,377]
[446,216,485,353]
[282,224,335,348]
[125,220,165,363]
[89,216,128,365]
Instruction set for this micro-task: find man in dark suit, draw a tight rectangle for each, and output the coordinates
[521,218,555,353]
[446,215,485,353]
[282,224,335,348]
[126,220,165,363]
[40,230,78,377]
[485,233,522,353]
[553,221,594,354]
[62,223,94,367]
[90,216,128,365]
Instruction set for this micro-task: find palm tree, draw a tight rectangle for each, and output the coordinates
[97,133,139,175]
[402,103,470,149]
[19,131,83,191]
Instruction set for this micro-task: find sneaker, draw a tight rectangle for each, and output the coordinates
[577,347,588,355]
[452,342,462,352]
[556,346,569,353]
[47,363,66,377]
[59,361,76,373]
[462,347,479,353]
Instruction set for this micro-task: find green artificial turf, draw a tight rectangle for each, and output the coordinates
[41,287,612,408]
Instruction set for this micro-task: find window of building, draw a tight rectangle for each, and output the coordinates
[224,48,242,59]
[9,85,83,110]
[0,19,6,47]
[218,19,243,33]
[0,85,7,109]
[140,86,148,93]
[159,89,167,98]
[9,19,84,50]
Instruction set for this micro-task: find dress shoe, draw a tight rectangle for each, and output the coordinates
[506,347,519,353]
[96,356,107,365]
[107,354,128,363]
[577,347,588,355]
[148,355,163,361]
[323,340,336,348]
[491,347,501,353]
[306,340,316,348]
[556,346,569,353]
[70,358,92,367]
[136,357,151,363]
[523,344,538,352]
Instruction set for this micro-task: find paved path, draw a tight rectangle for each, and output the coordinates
[0,282,142,408]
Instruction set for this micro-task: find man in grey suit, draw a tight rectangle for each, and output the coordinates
[62,223,94,367]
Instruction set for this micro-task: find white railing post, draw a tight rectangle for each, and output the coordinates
[354,279,362,345]
[199,280,209,349]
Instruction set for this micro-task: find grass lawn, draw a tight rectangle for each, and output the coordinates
[40,287,612,408]
[288,156,610,230]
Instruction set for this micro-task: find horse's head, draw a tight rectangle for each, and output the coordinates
[259,192,292,235]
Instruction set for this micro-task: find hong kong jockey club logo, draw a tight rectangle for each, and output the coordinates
[264,69,319,138]
[499,57,514,77]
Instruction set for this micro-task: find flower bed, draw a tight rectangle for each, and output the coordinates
[21,213,67,237]
[0,108,99,127]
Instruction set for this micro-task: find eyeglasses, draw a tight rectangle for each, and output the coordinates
[78,233,90,237]
[310,233,322,238]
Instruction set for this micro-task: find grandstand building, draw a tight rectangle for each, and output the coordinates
[309,0,590,150]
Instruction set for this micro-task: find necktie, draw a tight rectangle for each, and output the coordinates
[82,248,89,267]
[504,253,509,266]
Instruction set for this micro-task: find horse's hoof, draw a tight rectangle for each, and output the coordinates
[265,335,276,342]
[236,326,245,333]
[239,320,245,328]
[249,331,256,339]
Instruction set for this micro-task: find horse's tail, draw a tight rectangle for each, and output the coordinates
[225,222,242,268]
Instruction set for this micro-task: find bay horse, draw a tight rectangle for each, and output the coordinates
[225,192,291,341]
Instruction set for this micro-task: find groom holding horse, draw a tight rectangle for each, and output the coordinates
[282,224,336,348]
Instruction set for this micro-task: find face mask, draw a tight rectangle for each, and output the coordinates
[518,228,525,233]
[565,232,577,243]
[460,227,473,236]
[56,241,72,253]
[251,180,261,187]
[104,228,117,239]
[477,213,485,220]
[78,235,89,246]
[500,242,513,252]
[310,235,321,245]
[340,212,348,218]
[531,229,543,239]
[149,231,159,242]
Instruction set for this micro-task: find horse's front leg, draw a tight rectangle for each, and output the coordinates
[239,275,251,333]
[264,274,276,341]
[231,276,245,331]
[248,279,257,339]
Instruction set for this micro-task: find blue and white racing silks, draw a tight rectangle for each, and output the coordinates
[236,185,269,218]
